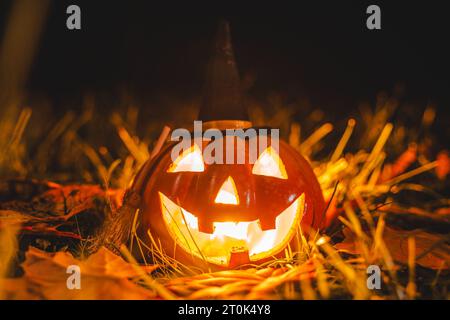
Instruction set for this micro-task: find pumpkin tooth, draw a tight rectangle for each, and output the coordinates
[229,248,250,267]
[198,219,214,234]
[259,217,276,231]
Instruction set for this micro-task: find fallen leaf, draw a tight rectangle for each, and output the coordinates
[0,278,41,300]
[0,183,125,240]
[436,150,449,180]
[3,247,159,300]
[336,226,450,270]
[380,144,417,182]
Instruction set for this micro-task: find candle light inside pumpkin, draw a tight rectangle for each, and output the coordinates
[159,191,304,266]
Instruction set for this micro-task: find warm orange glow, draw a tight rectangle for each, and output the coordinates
[167,144,205,173]
[180,208,198,229]
[212,222,248,240]
[159,191,304,266]
[315,236,329,246]
[214,176,239,205]
[252,146,288,179]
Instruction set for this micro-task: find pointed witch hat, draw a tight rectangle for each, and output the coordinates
[198,20,251,129]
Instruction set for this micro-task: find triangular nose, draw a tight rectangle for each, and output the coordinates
[214,176,239,205]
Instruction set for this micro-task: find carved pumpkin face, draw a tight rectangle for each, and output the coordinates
[134,133,325,269]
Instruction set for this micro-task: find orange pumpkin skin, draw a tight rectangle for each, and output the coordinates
[132,133,325,270]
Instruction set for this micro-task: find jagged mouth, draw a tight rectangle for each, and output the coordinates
[159,192,305,267]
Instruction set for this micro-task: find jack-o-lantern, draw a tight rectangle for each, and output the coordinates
[131,21,325,270]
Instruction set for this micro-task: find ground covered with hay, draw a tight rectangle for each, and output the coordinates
[0,94,449,300]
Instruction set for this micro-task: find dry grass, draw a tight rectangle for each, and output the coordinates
[0,1,447,300]
[0,92,448,300]
[120,100,446,299]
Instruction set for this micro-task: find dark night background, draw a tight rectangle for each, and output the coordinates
[0,0,448,143]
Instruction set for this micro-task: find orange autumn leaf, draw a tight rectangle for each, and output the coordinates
[380,144,417,182]
[436,207,450,216]
[336,226,450,270]
[0,279,39,300]
[436,150,449,180]
[6,247,158,300]
[39,184,124,215]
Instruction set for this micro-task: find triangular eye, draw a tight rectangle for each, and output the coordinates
[167,144,205,172]
[252,146,288,179]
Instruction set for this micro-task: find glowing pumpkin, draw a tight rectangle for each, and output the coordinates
[133,133,325,269]
[130,20,325,269]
